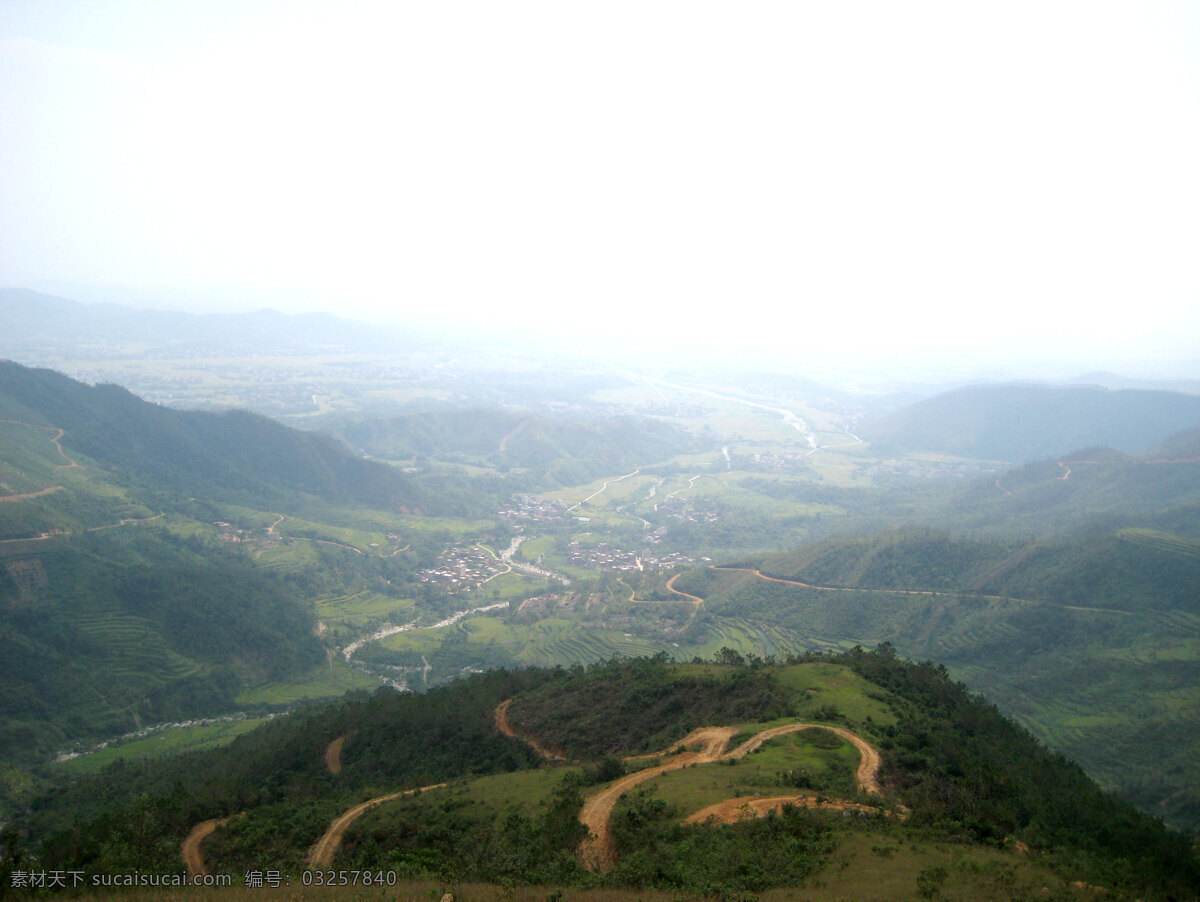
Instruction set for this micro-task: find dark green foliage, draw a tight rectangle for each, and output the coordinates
[341,776,588,886]
[337,682,541,787]
[37,791,196,878]
[203,798,344,875]
[27,668,552,861]
[0,828,28,901]
[757,526,1200,613]
[845,650,1200,898]
[585,756,626,784]
[608,787,835,895]
[0,529,321,764]
[697,524,1200,832]
[978,531,1200,611]
[504,657,795,757]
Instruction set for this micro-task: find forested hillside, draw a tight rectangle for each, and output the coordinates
[682,525,1200,829]
[0,361,458,820]
[0,529,321,765]
[13,654,1197,900]
[931,441,1200,535]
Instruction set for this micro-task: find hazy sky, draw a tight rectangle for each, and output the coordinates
[2,2,1199,376]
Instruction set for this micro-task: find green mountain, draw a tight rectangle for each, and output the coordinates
[681,524,1200,830]
[0,360,432,515]
[859,383,1200,462]
[0,361,452,798]
[930,441,1200,536]
[15,654,1197,901]
[341,408,701,488]
[0,529,321,762]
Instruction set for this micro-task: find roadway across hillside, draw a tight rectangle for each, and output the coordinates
[711,566,1137,615]
[495,699,892,872]
[306,783,448,868]
[573,720,890,871]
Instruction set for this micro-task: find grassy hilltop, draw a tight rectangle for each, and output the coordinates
[8,652,1197,901]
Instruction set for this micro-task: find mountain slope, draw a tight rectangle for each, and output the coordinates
[0,360,432,514]
[0,529,321,764]
[686,526,1200,830]
[23,655,1199,900]
[859,383,1200,462]
[931,441,1200,535]
[0,361,450,802]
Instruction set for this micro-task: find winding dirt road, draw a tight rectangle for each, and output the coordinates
[576,721,886,871]
[307,783,447,868]
[495,698,567,761]
[577,727,738,869]
[324,735,345,774]
[182,816,232,877]
[0,421,80,502]
[0,485,64,503]
[710,565,1134,614]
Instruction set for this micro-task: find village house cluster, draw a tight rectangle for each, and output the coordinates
[568,541,707,573]
[498,495,570,524]
[417,547,506,588]
[213,520,251,542]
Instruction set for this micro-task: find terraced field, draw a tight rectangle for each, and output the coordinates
[72,607,201,675]
[315,591,416,641]
[467,616,663,665]
[1117,527,1200,558]
[254,541,323,573]
[233,658,380,706]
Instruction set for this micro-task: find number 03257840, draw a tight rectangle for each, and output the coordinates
[301,869,398,887]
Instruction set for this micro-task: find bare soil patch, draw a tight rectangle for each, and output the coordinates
[182,817,232,877]
[324,735,345,774]
[577,727,738,870]
[683,794,883,825]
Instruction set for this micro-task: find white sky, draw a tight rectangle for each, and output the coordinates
[2,1,1199,376]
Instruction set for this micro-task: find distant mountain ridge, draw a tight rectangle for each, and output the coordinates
[1066,370,1200,394]
[0,287,415,355]
[859,382,1200,462]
